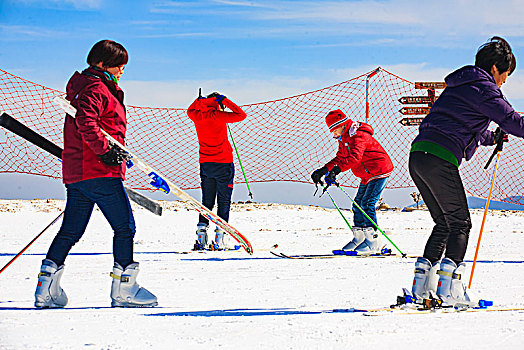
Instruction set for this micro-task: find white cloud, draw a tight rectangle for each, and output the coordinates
[210,0,272,8]
[146,0,524,46]
[0,24,65,40]
[16,0,102,10]
[121,63,524,112]
[121,76,321,108]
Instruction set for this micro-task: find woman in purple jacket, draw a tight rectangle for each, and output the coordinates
[409,37,524,305]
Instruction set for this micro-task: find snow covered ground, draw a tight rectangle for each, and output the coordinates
[1,199,524,349]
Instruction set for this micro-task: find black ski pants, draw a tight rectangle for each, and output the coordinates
[198,162,235,226]
[409,151,472,264]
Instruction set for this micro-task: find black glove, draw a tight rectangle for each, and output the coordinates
[325,165,341,185]
[311,166,328,184]
[98,144,128,166]
[492,127,509,145]
[207,92,227,109]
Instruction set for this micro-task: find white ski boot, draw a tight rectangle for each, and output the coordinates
[110,262,158,307]
[340,227,365,251]
[213,228,226,250]
[354,227,381,255]
[194,223,208,250]
[436,257,477,307]
[412,257,440,300]
[34,259,68,308]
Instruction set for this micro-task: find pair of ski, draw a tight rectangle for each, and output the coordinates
[270,249,416,259]
[0,96,253,254]
[0,110,162,216]
[334,288,518,316]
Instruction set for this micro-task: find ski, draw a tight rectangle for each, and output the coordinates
[0,111,162,216]
[124,187,162,216]
[270,250,416,259]
[332,288,512,316]
[333,305,524,315]
[53,96,253,254]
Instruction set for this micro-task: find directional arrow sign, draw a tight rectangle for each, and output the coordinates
[400,107,431,115]
[399,117,425,126]
[415,82,446,89]
[398,96,433,104]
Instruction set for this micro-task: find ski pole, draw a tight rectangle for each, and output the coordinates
[469,133,506,288]
[0,210,64,276]
[336,184,406,257]
[228,125,253,199]
[324,187,353,233]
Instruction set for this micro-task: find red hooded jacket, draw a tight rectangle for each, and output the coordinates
[62,68,127,184]
[187,97,247,163]
[325,122,393,185]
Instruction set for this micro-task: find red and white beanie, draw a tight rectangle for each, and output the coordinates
[325,109,352,132]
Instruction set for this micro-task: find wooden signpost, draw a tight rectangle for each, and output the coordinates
[399,82,446,126]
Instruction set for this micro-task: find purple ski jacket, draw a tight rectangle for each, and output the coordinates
[412,65,524,165]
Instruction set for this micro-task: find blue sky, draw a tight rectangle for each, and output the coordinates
[1,0,524,206]
[2,0,524,107]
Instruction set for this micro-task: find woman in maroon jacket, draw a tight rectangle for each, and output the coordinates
[312,110,393,255]
[187,92,247,250]
[34,40,157,308]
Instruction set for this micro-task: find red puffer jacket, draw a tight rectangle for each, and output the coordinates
[62,68,127,184]
[325,122,393,184]
[187,97,247,163]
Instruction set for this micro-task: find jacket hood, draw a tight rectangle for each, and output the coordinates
[66,68,106,101]
[347,121,374,136]
[444,65,495,88]
[188,97,220,114]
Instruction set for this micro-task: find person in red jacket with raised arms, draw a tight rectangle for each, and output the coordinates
[187,92,247,250]
[311,110,393,255]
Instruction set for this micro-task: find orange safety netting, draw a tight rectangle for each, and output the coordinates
[0,67,523,205]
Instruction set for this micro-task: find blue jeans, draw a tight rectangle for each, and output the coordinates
[352,177,388,228]
[46,177,136,267]
[198,162,235,226]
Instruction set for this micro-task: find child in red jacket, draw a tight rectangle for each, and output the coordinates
[187,92,247,250]
[311,110,393,255]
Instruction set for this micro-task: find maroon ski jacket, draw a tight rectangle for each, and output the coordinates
[62,68,127,184]
[325,122,394,184]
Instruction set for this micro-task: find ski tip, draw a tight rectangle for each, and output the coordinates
[333,308,367,313]
[478,300,493,308]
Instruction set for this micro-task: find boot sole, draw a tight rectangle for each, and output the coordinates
[111,301,158,308]
[35,302,66,309]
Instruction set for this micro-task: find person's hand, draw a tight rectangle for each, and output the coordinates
[98,144,128,166]
[311,166,328,185]
[325,165,341,185]
[492,127,509,145]
[207,92,227,109]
